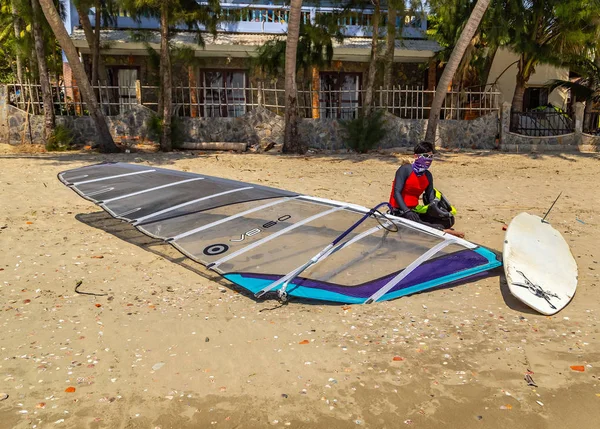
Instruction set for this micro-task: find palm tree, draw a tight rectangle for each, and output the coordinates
[428,0,505,91]
[38,0,119,152]
[282,0,303,154]
[424,0,490,144]
[121,0,222,151]
[30,0,55,139]
[547,52,600,130]
[506,0,599,112]
[362,0,380,116]
[73,0,111,86]
[10,0,24,83]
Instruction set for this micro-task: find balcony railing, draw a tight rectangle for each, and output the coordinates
[83,5,427,37]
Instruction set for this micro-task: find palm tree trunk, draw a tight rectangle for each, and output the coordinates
[424,0,491,144]
[31,0,55,139]
[282,0,303,154]
[92,0,102,85]
[75,2,108,85]
[11,0,24,84]
[160,4,172,152]
[363,1,380,116]
[38,0,119,152]
[75,3,95,77]
[383,7,397,97]
[512,55,534,112]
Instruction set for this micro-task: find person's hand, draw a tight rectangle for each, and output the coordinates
[444,229,465,238]
[402,210,421,222]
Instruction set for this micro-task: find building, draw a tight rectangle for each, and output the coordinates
[61,1,440,118]
[486,48,569,111]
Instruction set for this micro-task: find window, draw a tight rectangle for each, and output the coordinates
[201,70,247,118]
[523,87,549,110]
[319,73,361,119]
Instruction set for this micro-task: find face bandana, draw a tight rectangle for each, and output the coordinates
[412,156,433,175]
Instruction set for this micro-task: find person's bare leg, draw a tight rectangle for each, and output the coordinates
[444,228,465,238]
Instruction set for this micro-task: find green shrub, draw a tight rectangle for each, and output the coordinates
[45,124,74,151]
[146,114,163,142]
[170,116,185,149]
[145,114,185,148]
[340,110,388,153]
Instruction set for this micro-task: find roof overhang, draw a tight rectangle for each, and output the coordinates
[71,29,439,63]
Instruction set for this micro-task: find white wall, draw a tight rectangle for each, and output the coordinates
[487,48,569,109]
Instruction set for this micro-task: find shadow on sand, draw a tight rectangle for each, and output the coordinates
[75,211,516,310]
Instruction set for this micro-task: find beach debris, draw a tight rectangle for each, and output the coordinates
[476,416,483,421]
[536,401,544,407]
[0,393,8,401]
[524,374,537,387]
[393,356,404,361]
[576,218,586,224]
[570,365,585,372]
[281,394,288,398]
[36,402,46,408]
[74,280,107,297]
[403,420,413,425]
[152,363,165,371]
[299,340,309,345]
[500,404,512,410]
[205,337,210,342]
[64,387,76,393]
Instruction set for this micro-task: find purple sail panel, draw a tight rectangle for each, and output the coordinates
[239,249,491,299]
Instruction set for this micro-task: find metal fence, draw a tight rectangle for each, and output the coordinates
[7,82,501,121]
[583,111,600,135]
[510,109,574,136]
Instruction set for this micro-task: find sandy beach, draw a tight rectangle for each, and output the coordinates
[0,144,599,429]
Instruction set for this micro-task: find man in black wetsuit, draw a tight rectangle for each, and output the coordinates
[388,141,464,238]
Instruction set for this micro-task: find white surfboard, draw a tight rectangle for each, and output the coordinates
[503,212,578,315]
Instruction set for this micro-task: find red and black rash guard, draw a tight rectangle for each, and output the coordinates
[389,164,436,212]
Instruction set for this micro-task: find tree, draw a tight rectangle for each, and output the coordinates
[506,0,599,112]
[73,0,111,86]
[362,0,380,116]
[428,0,505,90]
[38,0,119,152]
[547,51,600,129]
[11,0,24,83]
[30,0,55,139]
[424,0,490,144]
[121,0,222,151]
[254,10,345,119]
[282,0,303,154]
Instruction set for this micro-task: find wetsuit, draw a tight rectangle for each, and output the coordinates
[389,164,454,230]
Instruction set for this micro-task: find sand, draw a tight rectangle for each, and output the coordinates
[0,144,599,429]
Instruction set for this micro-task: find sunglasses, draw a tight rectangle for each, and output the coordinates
[418,153,434,159]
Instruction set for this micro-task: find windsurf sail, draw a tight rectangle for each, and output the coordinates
[58,162,501,304]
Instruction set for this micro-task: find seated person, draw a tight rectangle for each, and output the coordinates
[389,141,465,238]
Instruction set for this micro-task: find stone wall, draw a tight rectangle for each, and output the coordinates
[3,104,159,146]
[180,107,285,147]
[0,101,501,150]
[438,113,499,149]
